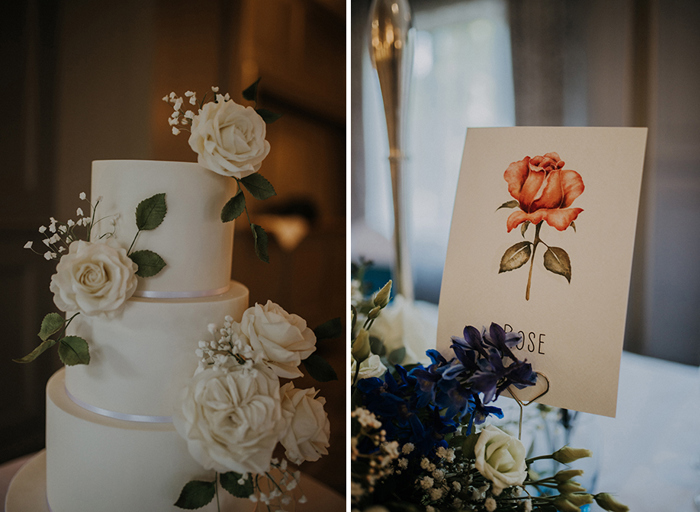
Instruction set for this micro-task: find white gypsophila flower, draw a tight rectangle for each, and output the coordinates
[279,382,330,465]
[239,300,316,379]
[485,497,497,512]
[350,353,387,381]
[474,425,527,496]
[429,488,443,500]
[419,476,434,490]
[188,96,270,179]
[173,363,287,475]
[172,127,181,136]
[402,443,415,454]
[351,407,381,429]
[79,192,86,200]
[24,241,32,249]
[39,225,47,233]
[211,86,220,92]
[76,208,84,217]
[49,239,137,316]
[43,251,53,260]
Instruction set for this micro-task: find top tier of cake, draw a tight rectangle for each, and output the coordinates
[92,160,236,295]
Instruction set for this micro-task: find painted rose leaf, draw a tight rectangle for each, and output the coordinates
[497,152,584,300]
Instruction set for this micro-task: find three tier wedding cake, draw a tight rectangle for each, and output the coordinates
[12,85,336,512]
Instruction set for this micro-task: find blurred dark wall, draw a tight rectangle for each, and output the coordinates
[0,0,346,495]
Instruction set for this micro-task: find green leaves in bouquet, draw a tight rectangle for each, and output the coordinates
[130,249,166,278]
[387,347,406,366]
[14,312,90,365]
[543,246,572,282]
[242,77,261,102]
[499,241,532,273]
[303,353,338,382]
[135,193,167,231]
[128,193,167,276]
[220,471,254,498]
[496,199,519,211]
[256,108,282,124]
[174,479,216,509]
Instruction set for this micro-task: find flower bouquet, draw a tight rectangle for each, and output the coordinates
[351,279,628,512]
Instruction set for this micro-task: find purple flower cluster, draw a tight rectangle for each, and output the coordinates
[357,323,537,454]
[412,322,536,433]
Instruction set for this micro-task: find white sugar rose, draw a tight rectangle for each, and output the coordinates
[173,364,288,475]
[240,301,317,379]
[49,239,137,316]
[279,383,330,465]
[188,96,270,179]
[351,354,387,381]
[474,425,527,495]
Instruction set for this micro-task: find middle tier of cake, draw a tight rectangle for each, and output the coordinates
[65,281,248,418]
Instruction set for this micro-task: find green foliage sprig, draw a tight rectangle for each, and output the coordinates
[220,79,280,264]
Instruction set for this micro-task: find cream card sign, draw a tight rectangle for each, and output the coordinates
[437,127,647,417]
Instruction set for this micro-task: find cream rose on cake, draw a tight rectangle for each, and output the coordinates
[279,382,330,465]
[173,363,288,475]
[240,300,317,379]
[474,425,527,495]
[188,96,271,179]
[49,239,138,316]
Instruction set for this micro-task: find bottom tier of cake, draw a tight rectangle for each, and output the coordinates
[46,369,252,512]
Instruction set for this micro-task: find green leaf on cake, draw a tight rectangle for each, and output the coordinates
[13,338,57,364]
[220,471,254,499]
[256,108,282,124]
[314,317,343,340]
[221,191,246,222]
[174,479,216,509]
[251,223,270,263]
[38,312,65,341]
[135,193,167,231]
[240,174,276,201]
[130,250,166,278]
[302,353,338,382]
[242,77,261,103]
[57,336,90,366]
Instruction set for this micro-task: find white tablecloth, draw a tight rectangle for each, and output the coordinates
[596,351,700,512]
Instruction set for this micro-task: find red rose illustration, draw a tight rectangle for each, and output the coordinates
[497,152,584,300]
[503,152,584,232]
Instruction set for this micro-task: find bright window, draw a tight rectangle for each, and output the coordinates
[362,0,516,301]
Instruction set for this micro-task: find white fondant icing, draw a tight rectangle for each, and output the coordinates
[64,281,249,417]
[46,370,251,512]
[91,160,236,294]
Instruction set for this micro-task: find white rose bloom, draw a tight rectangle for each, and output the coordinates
[173,364,288,475]
[188,97,270,179]
[279,383,330,465]
[240,301,317,379]
[49,239,137,316]
[474,425,527,495]
[350,354,387,381]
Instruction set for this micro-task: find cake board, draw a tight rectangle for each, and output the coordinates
[5,451,344,511]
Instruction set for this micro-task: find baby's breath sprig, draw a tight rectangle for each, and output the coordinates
[24,192,98,261]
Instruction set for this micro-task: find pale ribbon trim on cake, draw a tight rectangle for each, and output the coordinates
[132,283,231,299]
[64,385,172,423]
